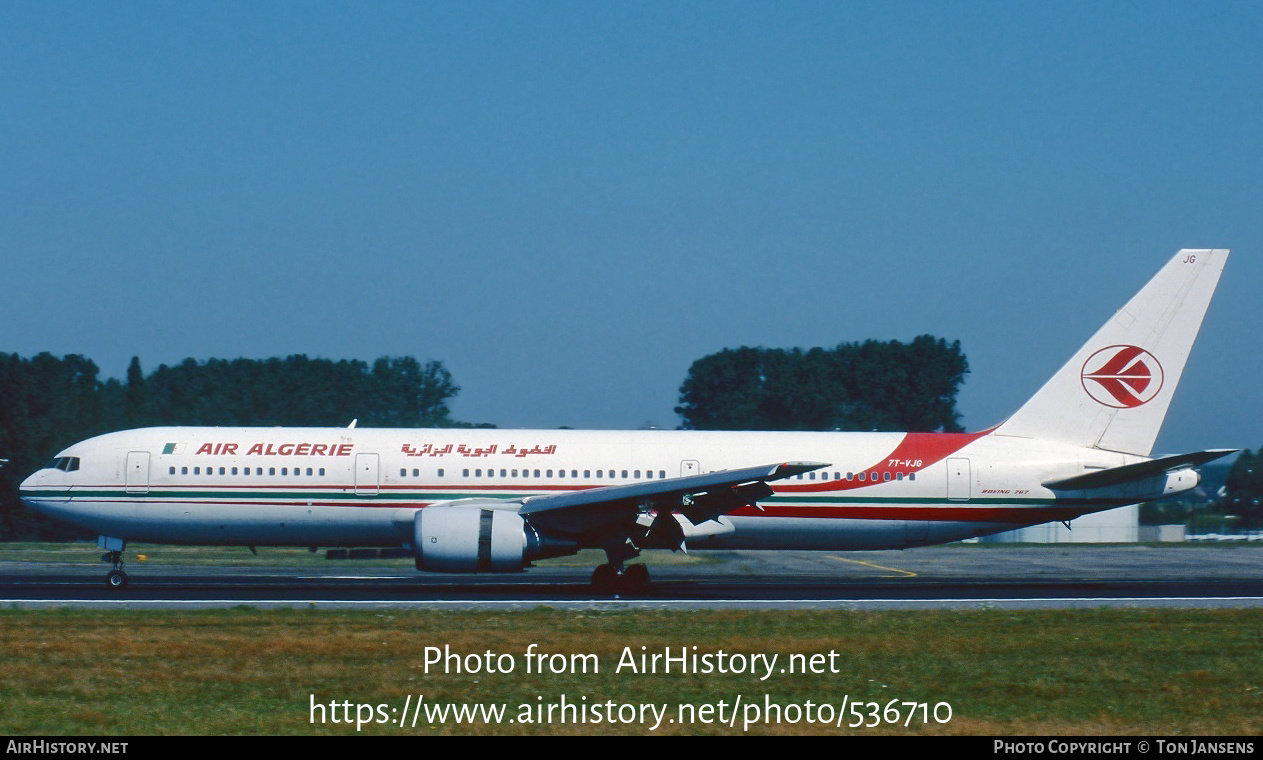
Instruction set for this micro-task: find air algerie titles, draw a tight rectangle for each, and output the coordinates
[192,442,354,456]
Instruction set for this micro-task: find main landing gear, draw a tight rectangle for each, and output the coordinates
[102,550,128,590]
[590,562,650,595]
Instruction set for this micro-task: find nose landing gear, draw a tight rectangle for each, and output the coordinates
[103,550,128,590]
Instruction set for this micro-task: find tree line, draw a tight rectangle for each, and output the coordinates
[1225,448,1263,530]
[0,353,479,540]
[675,335,969,433]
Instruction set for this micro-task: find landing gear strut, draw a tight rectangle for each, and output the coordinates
[104,551,128,590]
[590,563,651,595]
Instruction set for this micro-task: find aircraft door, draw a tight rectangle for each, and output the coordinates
[125,451,150,494]
[947,458,970,501]
[680,460,699,477]
[355,453,380,496]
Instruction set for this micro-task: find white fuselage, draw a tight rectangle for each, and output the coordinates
[19,425,1193,554]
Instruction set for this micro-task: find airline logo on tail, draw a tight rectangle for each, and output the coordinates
[1080,345,1164,408]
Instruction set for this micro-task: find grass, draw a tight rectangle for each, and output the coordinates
[0,607,1259,735]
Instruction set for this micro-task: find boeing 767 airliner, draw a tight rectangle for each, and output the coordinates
[20,249,1233,591]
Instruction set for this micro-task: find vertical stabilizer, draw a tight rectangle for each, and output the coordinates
[993,249,1228,456]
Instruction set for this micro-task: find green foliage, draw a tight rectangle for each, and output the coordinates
[1138,499,1195,526]
[0,607,1260,734]
[0,353,115,540]
[1224,448,1263,529]
[675,336,968,432]
[0,352,477,540]
[137,355,462,428]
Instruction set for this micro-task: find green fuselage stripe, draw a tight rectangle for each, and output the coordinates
[21,487,1121,508]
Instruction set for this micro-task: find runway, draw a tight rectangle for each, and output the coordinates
[3,545,1262,610]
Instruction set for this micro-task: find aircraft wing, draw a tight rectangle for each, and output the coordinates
[518,461,828,537]
[1042,449,1237,490]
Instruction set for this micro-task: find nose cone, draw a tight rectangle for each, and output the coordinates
[19,469,42,503]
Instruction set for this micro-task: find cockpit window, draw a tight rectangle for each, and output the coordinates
[43,457,80,472]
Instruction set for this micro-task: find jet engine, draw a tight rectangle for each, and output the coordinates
[413,505,575,572]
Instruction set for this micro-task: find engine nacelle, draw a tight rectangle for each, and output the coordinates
[413,505,529,572]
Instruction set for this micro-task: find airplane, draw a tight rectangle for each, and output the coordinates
[19,249,1234,592]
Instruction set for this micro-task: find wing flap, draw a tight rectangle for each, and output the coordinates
[519,461,827,536]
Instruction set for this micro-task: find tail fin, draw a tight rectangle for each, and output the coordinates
[993,249,1228,456]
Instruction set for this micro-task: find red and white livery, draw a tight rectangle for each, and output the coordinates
[20,249,1233,591]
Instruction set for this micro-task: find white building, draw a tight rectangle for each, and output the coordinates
[981,505,1139,543]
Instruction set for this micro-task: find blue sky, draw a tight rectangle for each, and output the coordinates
[3,2,1260,455]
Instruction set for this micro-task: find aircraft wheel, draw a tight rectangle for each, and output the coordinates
[591,564,619,594]
[621,564,650,594]
[106,570,129,590]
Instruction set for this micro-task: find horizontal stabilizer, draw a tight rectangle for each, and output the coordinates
[1042,449,1237,490]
